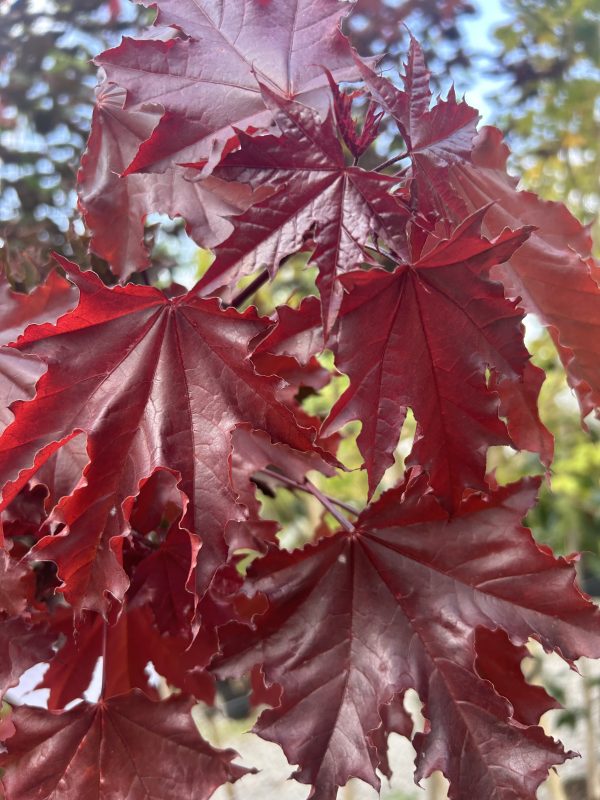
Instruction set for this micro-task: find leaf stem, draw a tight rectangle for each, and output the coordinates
[100,618,109,700]
[228,270,270,309]
[258,468,359,526]
[373,152,408,172]
[305,478,356,533]
[363,242,397,262]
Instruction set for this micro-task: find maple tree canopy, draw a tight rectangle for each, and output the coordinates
[1,3,599,800]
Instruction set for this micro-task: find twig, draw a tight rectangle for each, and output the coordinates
[228,270,270,309]
[258,467,360,518]
[304,478,355,533]
[373,152,408,172]
[100,618,109,700]
[363,242,397,262]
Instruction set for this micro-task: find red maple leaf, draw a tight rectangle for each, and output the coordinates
[97,0,364,175]
[214,475,598,799]
[39,605,214,710]
[197,86,410,332]
[322,213,551,505]
[0,271,76,434]
[78,83,262,280]
[0,691,250,800]
[0,261,333,614]
[359,38,600,418]
[0,617,56,702]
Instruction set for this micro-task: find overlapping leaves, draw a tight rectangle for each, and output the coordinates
[1,2,599,800]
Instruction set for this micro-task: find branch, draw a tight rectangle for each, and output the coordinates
[100,618,109,700]
[258,467,359,529]
[258,467,358,532]
[228,270,270,309]
[373,152,408,172]
[305,478,356,533]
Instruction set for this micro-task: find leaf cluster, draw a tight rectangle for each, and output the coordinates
[0,2,600,799]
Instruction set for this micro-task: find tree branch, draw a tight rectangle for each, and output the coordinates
[258,467,359,527]
[373,152,408,172]
[228,270,270,309]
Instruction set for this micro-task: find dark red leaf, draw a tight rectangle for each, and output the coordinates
[128,524,198,636]
[369,693,412,781]
[97,0,363,174]
[0,270,77,349]
[322,214,550,505]
[78,83,260,280]
[0,618,55,702]
[0,262,333,614]
[0,349,44,436]
[0,270,76,435]
[214,477,594,798]
[360,40,600,417]
[197,87,409,331]
[475,628,561,728]
[0,550,36,617]
[40,604,215,710]
[454,128,600,418]
[0,690,249,800]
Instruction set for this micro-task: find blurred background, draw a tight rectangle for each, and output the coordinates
[1,1,599,798]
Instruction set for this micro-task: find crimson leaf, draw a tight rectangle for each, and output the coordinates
[322,213,550,505]
[197,86,409,332]
[0,262,332,614]
[214,476,597,799]
[0,690,249,800]
[97,0,363,174]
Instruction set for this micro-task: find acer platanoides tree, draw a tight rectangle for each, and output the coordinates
[1,2,600,799]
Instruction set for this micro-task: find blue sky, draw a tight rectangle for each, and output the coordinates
[455,0,513,122]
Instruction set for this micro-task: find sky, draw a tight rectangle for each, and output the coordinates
[449,0,513,123]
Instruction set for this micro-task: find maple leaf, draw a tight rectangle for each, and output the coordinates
[0,690,249,800]
[453,128,600,418]
[0,618,56,702]
[197,87,410,332]
[0,261,333,615]
[359,40,600,417]
[228,425,337,553]
[79,83,261,281]
[325,70,383,161]
[97,0,363,175]
[0,350,43,436]
[127,523,198,637]
[214,476,599,799]
[321,212,551,505]
[0,270,77,349]
[360,44,479,219]
[40,605,215,710]
[252,295,326,368]
[368,693,412,781]
[30,435,89,512]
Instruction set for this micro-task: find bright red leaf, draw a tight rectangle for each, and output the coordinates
[322,213,551,505]
[0,262,332,614]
